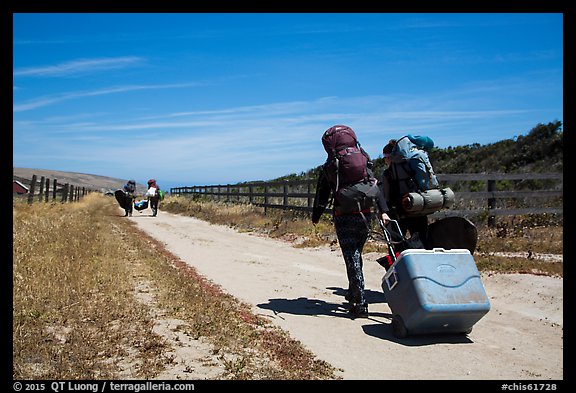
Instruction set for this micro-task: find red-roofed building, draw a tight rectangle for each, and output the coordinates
[13,180,29,194]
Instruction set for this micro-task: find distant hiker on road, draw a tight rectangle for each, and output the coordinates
[122,179,137,217]
[145,179,162,217]
[312,125,391,319]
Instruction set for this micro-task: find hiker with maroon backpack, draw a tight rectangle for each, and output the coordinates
[312,125,391,318]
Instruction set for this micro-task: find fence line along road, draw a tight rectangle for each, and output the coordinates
[13,174,96,204]
[170,172,562,225]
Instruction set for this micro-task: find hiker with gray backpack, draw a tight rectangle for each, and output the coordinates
[312,125,391,319]
[381,135,455,251]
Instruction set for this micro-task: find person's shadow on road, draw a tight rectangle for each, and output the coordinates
[256,286,391,320]
[257,297,348,319]
[326,286,388,304]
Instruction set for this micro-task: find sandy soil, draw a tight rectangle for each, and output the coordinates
[128,209,563,380]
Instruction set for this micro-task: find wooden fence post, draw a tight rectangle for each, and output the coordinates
[487,179,496,227]
[264,185,269,215]
[307,178,313,208]
[52,179,58,200]
[283,181,289,210]
[38,176,45,202]
[61,184,69,202]
[28,175,37,204]
[45,178,50,202]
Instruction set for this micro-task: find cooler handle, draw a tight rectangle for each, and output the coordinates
[384,268,399,291]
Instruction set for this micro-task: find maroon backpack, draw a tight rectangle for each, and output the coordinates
[322,125,370,188]
[321,125,379,213]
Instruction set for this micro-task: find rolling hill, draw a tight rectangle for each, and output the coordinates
[13,167,148,194]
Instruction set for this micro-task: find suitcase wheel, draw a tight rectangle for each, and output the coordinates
[392,315,408,339]
[462,326,473,335]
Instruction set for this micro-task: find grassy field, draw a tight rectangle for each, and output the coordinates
[13,193,562,380]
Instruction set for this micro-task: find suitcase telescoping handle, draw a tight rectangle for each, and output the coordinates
[377,219,403,260]
[379,219,402,291]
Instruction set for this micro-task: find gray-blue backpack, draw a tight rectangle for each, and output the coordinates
[388,134,439,194]
[385,135,454,216]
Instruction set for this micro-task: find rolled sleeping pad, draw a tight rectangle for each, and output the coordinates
[402,188,455,216]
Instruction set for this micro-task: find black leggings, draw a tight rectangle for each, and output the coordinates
[149,197,159,216]
[333,214,371,306]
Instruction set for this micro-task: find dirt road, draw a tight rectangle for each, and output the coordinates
[128,210,563,380]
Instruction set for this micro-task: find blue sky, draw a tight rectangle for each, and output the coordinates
[12,13,563,190]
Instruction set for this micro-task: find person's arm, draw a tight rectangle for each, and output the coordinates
[312,171,331,224]
[375,171,391,224]
[374,187,391,224]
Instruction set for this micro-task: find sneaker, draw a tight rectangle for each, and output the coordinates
[349,303,369,319]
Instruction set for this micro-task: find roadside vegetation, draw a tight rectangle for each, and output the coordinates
[13,194,339,380]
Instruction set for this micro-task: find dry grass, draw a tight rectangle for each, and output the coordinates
[474,222,563,276]
[13,194,339,380]
[13,195,166,379]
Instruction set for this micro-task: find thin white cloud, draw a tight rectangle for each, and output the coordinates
[16,94,534,144]
[13,82,204,112]
[14,91,559,184]
[13,56,144,77]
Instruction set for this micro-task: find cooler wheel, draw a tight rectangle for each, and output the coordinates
[392,315,408,338]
